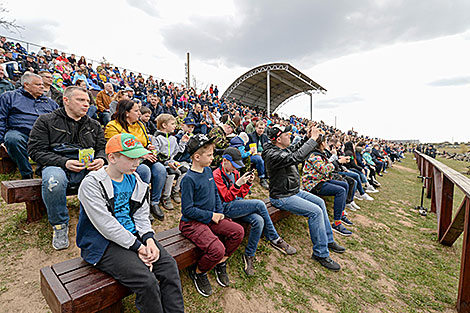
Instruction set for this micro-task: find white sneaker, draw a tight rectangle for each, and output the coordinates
[363,193,374,201]
[351,201,361,210]
[345,203,356,211]
[354,193,364,201]
[366,185,379,193]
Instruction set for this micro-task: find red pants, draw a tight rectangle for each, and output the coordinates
[179,219,244,273]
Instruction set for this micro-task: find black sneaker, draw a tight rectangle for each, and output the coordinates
[312,254,341,272]
[328,242,346,254]
[332,223,352,236]
[214,262,230,287]
[260,179,269,190]
[188,266,212,297]
[243,254,255,276]
[150,203,164,221]
[341,215,354,226]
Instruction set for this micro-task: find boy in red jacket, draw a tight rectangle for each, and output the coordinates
[213,147,296,276]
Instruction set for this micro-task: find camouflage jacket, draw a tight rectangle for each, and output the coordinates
[209,125,229,167]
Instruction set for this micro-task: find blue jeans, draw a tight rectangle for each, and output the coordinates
[4,130,33,178]
[270,190,333,258]
[136,162,167,204]
[99,111,111,126]
[41,166,70,226]
[317,180,348,221]
[250,154,265,178]
[87,105,98,119]
[339,171,364,195]
[223,199,279,257]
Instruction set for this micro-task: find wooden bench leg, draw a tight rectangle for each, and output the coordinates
[0,158,16,174]
[25,200,46,222]
[97,300,123,313]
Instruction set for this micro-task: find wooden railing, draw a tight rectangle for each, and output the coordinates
[415,151,470,312]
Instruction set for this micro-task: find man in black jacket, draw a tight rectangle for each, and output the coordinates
[247,120,269,189]
[263,124,344,272]
[28,86,106,250]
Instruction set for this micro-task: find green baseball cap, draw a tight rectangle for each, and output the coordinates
[105,133,150,158]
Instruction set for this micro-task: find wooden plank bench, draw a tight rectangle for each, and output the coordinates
[0,145,16,174]
[1,179,78,223]
[40,200,291,313]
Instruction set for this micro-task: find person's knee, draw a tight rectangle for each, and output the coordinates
[251,214,265,231]
[42,167,68,192]
[207,240,225,262]
[4,131,27,146]
[140,271,159,291]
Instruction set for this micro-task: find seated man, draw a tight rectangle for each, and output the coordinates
[28,86,106,250]
[96,82,114,125]
[263,124,345,272]
[247,120,269,189]
[213,147,296,276]
[0,72,58,179]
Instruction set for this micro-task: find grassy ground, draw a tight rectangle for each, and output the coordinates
[0,154,465,312]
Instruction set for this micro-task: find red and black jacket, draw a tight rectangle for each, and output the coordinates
[213,166,251,203]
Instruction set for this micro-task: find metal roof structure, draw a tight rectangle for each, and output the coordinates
[221,63,327,116]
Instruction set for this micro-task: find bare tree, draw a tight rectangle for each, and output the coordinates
[0,4,23,33]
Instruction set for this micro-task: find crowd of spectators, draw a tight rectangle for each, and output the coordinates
[0,36,407,307]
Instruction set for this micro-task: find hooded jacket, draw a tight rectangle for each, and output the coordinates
[28,107,106,173]
[151,130,187,165]
[213,165,251,203]
[76,168,154,265]
[262,136,317,199]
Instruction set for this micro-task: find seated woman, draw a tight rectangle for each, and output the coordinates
[104,99,167,221]
[302,135,354,236]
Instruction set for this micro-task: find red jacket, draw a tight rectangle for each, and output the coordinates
[213,166,251,202]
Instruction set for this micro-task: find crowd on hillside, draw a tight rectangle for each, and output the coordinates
[0,39,406,312]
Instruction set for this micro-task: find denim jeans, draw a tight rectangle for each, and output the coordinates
[250,154,265,178]
[4,130,33,178]
[223,199,279,257]
[350,169,368,184]
[317,180,348,221]
[339,171,364,195]
[87,105,98,119]
[41,166,70,226]
[270,190,333,258]
[136,162,167,204]
[99,111,111,126]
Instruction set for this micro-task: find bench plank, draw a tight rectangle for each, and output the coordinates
[40,266,72,313]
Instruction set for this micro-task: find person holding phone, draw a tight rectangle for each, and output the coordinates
[213,147,296,276]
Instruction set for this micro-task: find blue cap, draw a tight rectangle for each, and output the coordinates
[183,117,196,125]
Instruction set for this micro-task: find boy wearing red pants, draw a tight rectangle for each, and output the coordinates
[179,134,244,297]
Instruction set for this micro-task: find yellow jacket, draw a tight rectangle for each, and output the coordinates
[104,120,150,147]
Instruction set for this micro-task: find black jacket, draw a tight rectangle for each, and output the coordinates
[248,131,269,151]
[28,107,106,173]
[262,137,317,199]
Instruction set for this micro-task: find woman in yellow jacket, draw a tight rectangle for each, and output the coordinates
[105,99,166,220]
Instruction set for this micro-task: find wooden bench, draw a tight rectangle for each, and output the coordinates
[0,145,16,174]
[1,179,78,222]
[40,200,290,313]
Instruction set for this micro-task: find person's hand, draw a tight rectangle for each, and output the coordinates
[142,153,157,163]
[338,156,349,164]
[309,125,321,140]
[247,171,255,184]
[86,158,105,171]
[147,144,155,150]
[181,134,190,143]
[66,160,86,172]
[138,245,153,271]
[145,239,160,264]
[212,213,224,224]
[249,146,257,155]
[168,162,177,170]
[236,171,252,186]
[331,148,337,155]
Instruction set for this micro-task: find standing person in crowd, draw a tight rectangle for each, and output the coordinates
[76,133,184,313]
[302,135,354,236]
[0,72,58,179]
[39,70,63,106]
[28,86,106,250]
[105,99,167,221]
[180,134,244,297]
[0,66,14,94]
[247,119,269,189]
[263,124,345,271]
[213,147,296,276]
[96,82,114,125]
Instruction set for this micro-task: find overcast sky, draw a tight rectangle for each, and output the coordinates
[3,0,469,143]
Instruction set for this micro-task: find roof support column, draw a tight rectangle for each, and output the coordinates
[309,92,313,120]
[267,70,271,117]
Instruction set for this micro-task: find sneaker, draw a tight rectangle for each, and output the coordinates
[328,242,346,254]
[243,254,255,276]
[351,201,361,210]
[161,197,174,210]
[366,185,379,193]
[332,223,353,236]
[341,215,354,226]
[383,170,388,174]
[188,266,212,297]
[345,203,356,211]
[270,238,297,255]
[372,178,381,186]
[214,262,230,287]
[260,178,269,190]
[150,203,164,220]
[52,224,69,250]
[362,193,374,201]
[354,192,363,201]
[312,254,341,271]
[171,190,181,203]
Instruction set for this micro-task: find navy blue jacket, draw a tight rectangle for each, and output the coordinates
[0,88,58,142]
[248,131,269,152]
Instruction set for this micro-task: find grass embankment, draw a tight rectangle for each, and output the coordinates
[0,154,465,312]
